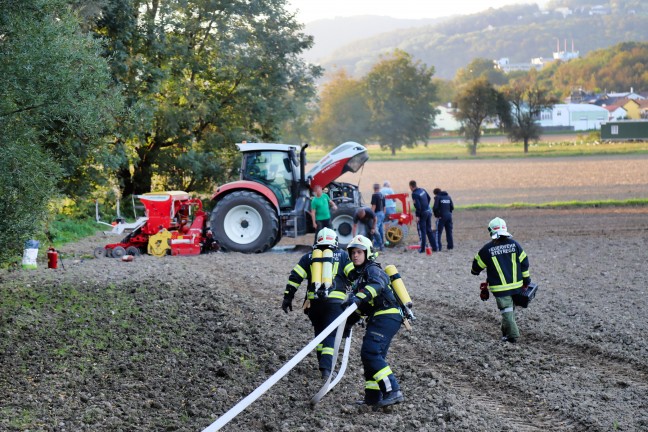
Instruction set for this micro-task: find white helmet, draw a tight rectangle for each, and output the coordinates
[315,227,338,248]
[346,235,376,260]
[488,217,512,239]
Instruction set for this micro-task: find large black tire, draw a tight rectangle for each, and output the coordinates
[331,205,356,247]
[210,190,280,253]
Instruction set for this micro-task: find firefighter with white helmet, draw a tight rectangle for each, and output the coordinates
[342,235,404,409]
[471,217,531,343]
[282,227,354,380]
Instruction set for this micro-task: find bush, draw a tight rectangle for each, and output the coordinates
[0,140,60,266]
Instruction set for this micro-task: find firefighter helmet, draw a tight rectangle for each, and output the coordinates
[488,217,512,239]
[315,227,338,248]
[346,235,376,260]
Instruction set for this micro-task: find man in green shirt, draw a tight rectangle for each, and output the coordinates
[310,185,338,242]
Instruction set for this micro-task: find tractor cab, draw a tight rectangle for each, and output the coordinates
[239,143,301,210]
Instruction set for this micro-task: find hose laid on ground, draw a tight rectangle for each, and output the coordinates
[201,303,358,432]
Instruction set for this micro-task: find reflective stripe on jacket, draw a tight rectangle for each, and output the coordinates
[471,238,530,294]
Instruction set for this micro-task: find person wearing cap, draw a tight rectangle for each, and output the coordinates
[471,217,531,343]
[341,235,404,409]
[370,183,386,251]
[282,228,355,380]
[432,187,454,251]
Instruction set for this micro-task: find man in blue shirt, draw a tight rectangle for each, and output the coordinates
[409,180,438,253]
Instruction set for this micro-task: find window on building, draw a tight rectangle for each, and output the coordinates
[611,125,619,135]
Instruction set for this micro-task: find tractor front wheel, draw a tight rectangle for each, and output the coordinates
[210,191,279,253]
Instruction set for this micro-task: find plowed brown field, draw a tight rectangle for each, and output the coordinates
[2,154,648,432]
[335,154,648,205]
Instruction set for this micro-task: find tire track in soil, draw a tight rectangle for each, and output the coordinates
[404,298,648,431]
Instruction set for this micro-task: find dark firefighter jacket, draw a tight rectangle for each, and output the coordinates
[285,248,354,302]
[347,261,401,325]
[471,237,530,297]
[433,191,454,218]
[411,187,432,218]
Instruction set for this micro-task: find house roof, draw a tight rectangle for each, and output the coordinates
[603,104,625,112]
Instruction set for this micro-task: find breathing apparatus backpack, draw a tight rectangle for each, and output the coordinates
[384,264,416,330]
[310,248,334,299]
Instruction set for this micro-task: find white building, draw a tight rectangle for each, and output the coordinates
[537,104,609,131]
[433,105,462,131]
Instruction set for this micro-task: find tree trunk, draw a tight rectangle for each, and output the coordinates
[471,138,478,156]
[524,138,529,153]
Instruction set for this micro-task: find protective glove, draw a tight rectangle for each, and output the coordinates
[479,282,489,302]
[340,296,361,310]
[281,296,293,313]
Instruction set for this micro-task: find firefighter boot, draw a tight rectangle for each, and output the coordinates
[373,390,404,410]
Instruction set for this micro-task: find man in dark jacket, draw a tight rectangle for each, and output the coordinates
[433,188,454,250]
[471,217,531,343]
[409,180,438,253]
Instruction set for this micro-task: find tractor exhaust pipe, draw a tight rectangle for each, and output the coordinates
[300,143,309,188]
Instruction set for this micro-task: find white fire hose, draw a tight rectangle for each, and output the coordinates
[201,303,358,432]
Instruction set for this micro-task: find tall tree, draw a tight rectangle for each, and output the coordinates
[0,0,121,264]
[455,58,508,87]
[311,70,372,147]
[454,78,506,156]
[363,50,438,155]
[95,0,321,195]
[503,80,558,153]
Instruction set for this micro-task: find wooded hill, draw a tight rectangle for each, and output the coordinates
[316,2,648,80]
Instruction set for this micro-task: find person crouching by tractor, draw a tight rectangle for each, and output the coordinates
[341,235,404,409]
[282,228,354,380]
[471,217,531,344]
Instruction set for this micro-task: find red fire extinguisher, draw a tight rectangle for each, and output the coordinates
[47,247,58,269]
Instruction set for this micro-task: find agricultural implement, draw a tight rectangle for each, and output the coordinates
[94,191,212,258]
[384,193,414,247]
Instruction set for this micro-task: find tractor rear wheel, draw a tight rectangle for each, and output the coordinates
[331,205,356,247]
[210,190,279,253]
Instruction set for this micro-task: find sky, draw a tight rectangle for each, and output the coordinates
[287,0,551,23]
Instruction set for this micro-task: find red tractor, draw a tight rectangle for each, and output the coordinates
[94,191,210,258]
[209,142,368,253]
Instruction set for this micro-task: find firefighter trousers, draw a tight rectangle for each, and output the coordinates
[361,314,402,404]
[495,295,520,340]
[307,299,344,372]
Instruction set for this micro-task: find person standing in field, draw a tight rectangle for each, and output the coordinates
[370,183,385,251]
[409,180,438,253]
[471,217,531,343]
[380,181,396,244]
[310,184,338,242]
[433,187,454,251]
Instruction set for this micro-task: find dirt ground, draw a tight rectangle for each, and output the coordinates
[2,203,648,431]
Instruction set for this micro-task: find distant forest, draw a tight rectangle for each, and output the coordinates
[317,1,648,81]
